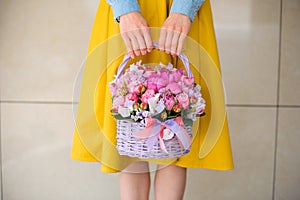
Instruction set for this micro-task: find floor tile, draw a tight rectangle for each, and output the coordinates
[275,108,300,200]
[211,0,281,105]
[279,0,300,105]
[184,107,276,200]
[1,103,120,200]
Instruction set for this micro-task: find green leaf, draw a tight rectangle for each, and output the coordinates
[183,119,193,127]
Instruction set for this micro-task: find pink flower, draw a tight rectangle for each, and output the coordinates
[190,96,197,104]
[133,102,139,109]
[173,104,181,113]
[156,72,169,90]
[166,82,182,94]
[133,85,146,95]
[198,109,205,115]
[126,93,138,102]
[141,89,156,103]
[182,76,194,88]
[147,73,169,91]
[164,92,176,110]
[176,92,190,109]
[109,82,117,96]
[144,71,155,78]
[169,70,182,82]
[147,83,158,92]
[112,96,125,111]
[139,102,148,110]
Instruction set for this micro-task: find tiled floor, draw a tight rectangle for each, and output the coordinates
[0,0,299,199]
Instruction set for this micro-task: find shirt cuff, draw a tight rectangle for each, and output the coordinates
[107,0,141,21]
[170,0,205,22]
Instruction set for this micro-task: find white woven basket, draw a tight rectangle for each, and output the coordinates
[116,120,192,159]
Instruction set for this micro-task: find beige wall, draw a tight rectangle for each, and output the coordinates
[0,0,299,199]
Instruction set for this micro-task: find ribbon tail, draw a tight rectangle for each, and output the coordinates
[159,136,168,154]
[145,123,162,152]
[175,126,191,150]
[166,121,191,151]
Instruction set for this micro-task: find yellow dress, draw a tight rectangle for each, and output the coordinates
[70,0,234,173]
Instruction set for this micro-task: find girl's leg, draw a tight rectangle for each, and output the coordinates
[154,165,187,200]
[119,161,150,200]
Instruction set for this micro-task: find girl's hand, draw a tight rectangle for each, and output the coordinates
[158,13,191,56]
[119,12,153,58]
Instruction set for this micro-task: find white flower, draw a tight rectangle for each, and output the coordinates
[118,107,130,117]
[142,111,151,118]
[124,99,135,111]
[156,99,165,113]
[148,94,165,114]
[186,112,197,121]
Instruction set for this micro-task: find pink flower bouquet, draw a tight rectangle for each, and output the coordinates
[109,61,206,126]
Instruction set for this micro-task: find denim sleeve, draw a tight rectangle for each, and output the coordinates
[106,0,141,21]
[170,0,205,22]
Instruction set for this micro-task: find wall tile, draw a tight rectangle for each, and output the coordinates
[275,108,300,200]
[184,107,276,200]
[1,103,120,200]
[279,0,300,105]
[0,0,99,101]
[211,0,281,105]
[0,102,2,200]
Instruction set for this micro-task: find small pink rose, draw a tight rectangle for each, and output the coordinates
[182,76,194,87]
[126,93,138,102]
[173,104,181,113]
[141,89,156,103]
[133,85,146,94]
[133,102,139,109]
[164,92,176,110]
[140,102,148,110]
[176,92,190,109]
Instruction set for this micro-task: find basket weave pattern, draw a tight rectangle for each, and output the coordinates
[116,120,192,159]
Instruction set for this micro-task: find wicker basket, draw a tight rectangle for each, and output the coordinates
[112,43,197,159]
[116,120,192,159]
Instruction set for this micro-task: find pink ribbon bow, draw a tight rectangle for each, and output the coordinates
[133,117,191,154]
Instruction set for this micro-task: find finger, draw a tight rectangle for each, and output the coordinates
[176,32,187,56]
[128,31,141,57]
[158,28,167,51]
[142,27,153,53]
[135,29,147,56]
[164,29,173,54]
[170,30,180,56]
[121,32,134,58]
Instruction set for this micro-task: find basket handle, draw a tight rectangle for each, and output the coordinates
[114,42,193,80]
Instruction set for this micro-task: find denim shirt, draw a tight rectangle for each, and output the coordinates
[106,0,205,22]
